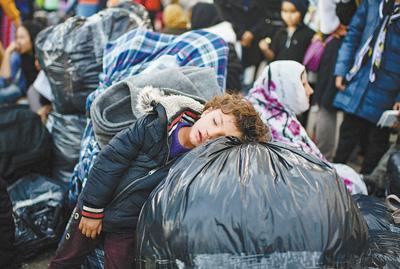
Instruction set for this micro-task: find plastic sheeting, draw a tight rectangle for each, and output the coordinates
[46,112,87,183]
[358,231,400,268]
[7,174,66,259]
[353,194,396,232]
[351,195,400,268]
[35,4,151,114]
[0,105,52,184]
[136,137,369,268]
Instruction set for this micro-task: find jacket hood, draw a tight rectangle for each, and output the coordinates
[136,86,204,121]
[91,66,221,148]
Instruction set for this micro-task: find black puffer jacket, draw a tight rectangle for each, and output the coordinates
[215,0,281,67]
[80,88,203,232]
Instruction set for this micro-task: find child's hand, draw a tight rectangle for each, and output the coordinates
[312,33,323,42]
[335,76,346,91]
[258,39,270,51]
[5,42,16,55]
[79,216,102,239]
[332,23,347,38]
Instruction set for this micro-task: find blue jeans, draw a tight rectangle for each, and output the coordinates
[0,84,24,104]
[76,4,100,17]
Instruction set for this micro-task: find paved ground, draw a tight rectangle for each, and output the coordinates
[21,249,55,269]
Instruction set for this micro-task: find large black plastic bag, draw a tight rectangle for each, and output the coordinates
[352,194,397,232]
[46,112,87,183]
[7,174,66,259]
[350,195,400,268]
[358,230,400,268]
[0,105,52,185]
[136,137,369,268]
[35,4,151,114]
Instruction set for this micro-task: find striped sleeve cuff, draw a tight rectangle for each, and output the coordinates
[81,205,105,219]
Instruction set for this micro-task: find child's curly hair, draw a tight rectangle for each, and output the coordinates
[204,93,271,143]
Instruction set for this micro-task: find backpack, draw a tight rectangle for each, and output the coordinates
[0,105,52,184]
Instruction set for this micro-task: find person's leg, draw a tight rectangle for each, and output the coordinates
[26,85,42,112]
[104,232,136,269]
[0,178,19,268]
[361,124,391,175]
[315,106,337,161]
[333,113,365,164]
[364,144,399,187]
[0,84,24,104]
[48,207,100,269]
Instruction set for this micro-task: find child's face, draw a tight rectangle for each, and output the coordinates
[281,1,302,27]
[189,109,242,147]
[15,26,32,54]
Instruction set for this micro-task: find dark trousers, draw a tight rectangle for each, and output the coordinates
[49,207,135,269]
[333,113,390,174]
[0,178,18,268]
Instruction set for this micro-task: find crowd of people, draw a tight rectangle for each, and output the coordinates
[0,0,400,268]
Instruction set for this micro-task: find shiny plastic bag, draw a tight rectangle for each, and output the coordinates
[358,230,400,268]
[0,105,52,184]
[136,137,369,268]
[46,112,86,183]
[351,195,400,268]
[35,4,151,114]
[352,194,396,232]
[7,174,66,259]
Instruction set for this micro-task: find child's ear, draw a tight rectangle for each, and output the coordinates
[201,108,212,117]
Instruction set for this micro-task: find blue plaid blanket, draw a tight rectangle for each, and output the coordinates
[68,28,228,205]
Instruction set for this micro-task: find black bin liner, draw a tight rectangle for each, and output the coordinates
[358,230,400,268]
[47,112,87,183]
[352,194,395,232]
[35,4,151,114]
[8,174,66,259]
[0,105,52,185]
[136,137,369,268]
[351,195,400,268]
[387,151,400,196]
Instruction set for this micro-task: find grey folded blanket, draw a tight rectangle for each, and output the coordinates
[91,66,222,147]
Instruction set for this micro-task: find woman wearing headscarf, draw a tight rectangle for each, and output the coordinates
[247,60,320,157]
[246,60,367,195]
[0,21,43,104]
